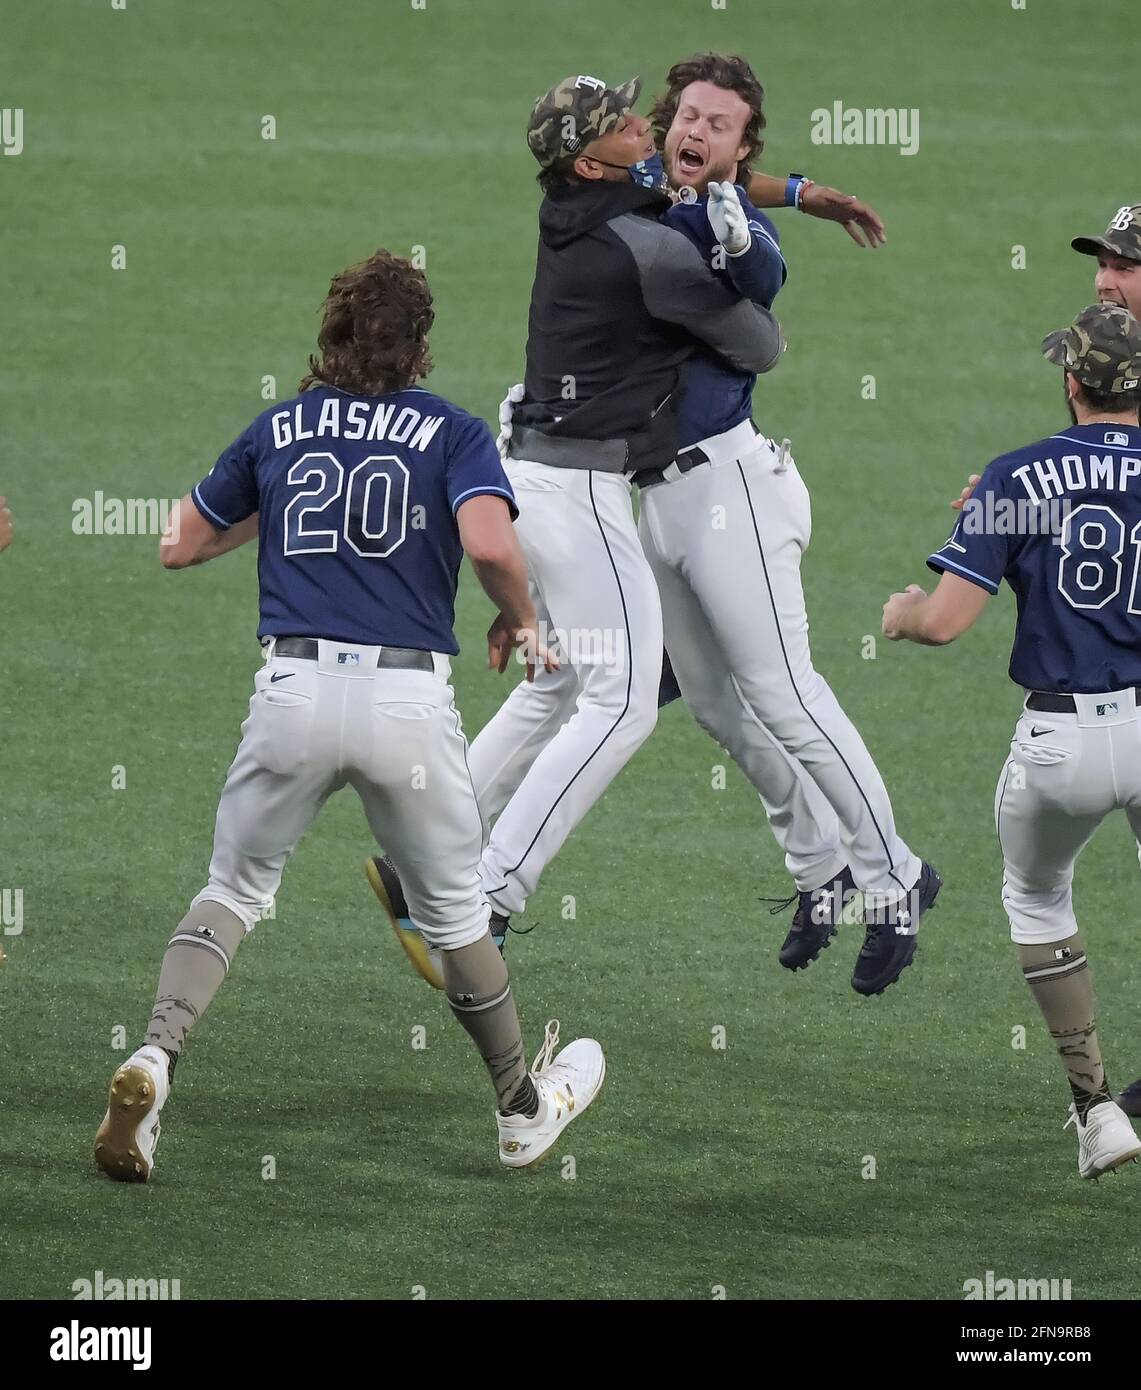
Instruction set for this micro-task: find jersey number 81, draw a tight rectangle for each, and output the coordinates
[1057,502,1141,613]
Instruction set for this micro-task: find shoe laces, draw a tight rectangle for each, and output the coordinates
[531,1019,560,1076]
[1063,1104,1081,1133]
[760,892,798,917]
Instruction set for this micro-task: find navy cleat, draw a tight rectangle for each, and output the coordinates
[365,856,509,991]
[1117,1078,1141,1119]
[778,865,858,971]
[851,860,942,997]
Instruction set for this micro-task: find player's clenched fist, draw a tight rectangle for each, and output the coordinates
[0,496,12,551]
[882,584,927,640]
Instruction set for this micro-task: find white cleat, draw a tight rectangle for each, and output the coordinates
[94,1045,171,1183]
[1064,1099,1141,1179]
[498,1020,605,1169]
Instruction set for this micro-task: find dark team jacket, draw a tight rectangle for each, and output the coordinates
[510,180,784,473]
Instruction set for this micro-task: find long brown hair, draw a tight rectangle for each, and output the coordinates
[649,53,767,182]
[299,249,434,395]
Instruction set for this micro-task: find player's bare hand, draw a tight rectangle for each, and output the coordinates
[486,614,559,681]
[512,625,560,683]
[0,496,12,552]
[951,474,981,512]
[882,584,927,639]
[799,184,886,248]
[486,612,516,674]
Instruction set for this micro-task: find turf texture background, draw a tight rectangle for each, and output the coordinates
[1,0,1137,1300]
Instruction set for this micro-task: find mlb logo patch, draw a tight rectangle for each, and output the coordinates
[1105,431,1129,446]
[1096,702,1118,717]
[337,652,361,666]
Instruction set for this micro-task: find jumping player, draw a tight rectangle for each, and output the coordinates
[365,73,786,986]
[486,57,938,993]
[378,59,936,997]
[94,251,605,1180]
[884,303,1141,1178]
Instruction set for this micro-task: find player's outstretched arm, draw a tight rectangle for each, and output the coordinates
[745,172,886,248]
[882,573,989,646]
[160,494,259,570]
[457,494,557,682]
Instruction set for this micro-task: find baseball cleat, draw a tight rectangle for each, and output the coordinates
[851,860,942,997]
[366,855,444,990]
[1116,1078,1141,1119]
[94,1045,170,1183]
[779,865,859,971]
[365,856,510,991]
[498,1020,605,1169]
[1064,1100,1141,1179]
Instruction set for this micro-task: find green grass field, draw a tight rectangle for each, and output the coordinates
[2,0,1138,1301]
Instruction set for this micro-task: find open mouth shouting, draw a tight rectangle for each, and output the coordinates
[675,142,707,180]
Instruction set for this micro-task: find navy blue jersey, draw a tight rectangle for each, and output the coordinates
[192,385,517,654]
[661,188,785,449]
[927,423,1141,693]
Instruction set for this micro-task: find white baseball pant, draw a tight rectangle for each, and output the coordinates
[996,690,1141,944]
[192,638,490,950]
[471,459,662,916]
[637,422,920,906]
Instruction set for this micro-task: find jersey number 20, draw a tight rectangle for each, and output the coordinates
[283,452,409,558]
[1057,502,1141,613]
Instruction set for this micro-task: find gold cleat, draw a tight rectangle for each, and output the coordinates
[364,856,444,990]
[94,1047,170,1183]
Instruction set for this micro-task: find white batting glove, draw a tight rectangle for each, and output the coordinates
[706,181,751,257]
[495,382,525,460]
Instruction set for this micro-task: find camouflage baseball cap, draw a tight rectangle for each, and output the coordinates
[1041,303,1141,393]
[527,74,642,169]
[1071,204,1141,263]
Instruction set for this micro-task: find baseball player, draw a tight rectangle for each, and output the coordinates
[950,203,1141,1118]
[379,60,934,997]
[94,250,605,1181]
[368,73,785,984]
[634,54,941,1001]
[884,303,1141,1179]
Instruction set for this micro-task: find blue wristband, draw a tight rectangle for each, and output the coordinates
[785,174,805,207]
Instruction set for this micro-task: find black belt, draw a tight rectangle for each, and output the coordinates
[635,446,711,491]
[273,637,434,672]
[1027,687,1141,713]
[635,422,760,490]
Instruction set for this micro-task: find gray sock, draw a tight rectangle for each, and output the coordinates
[146,901,246,1058]
[443,933,538,1118]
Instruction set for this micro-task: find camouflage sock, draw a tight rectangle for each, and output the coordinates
[1018,933,1111,1121]
[145,901,246,1061]
[443,933,538,1118]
